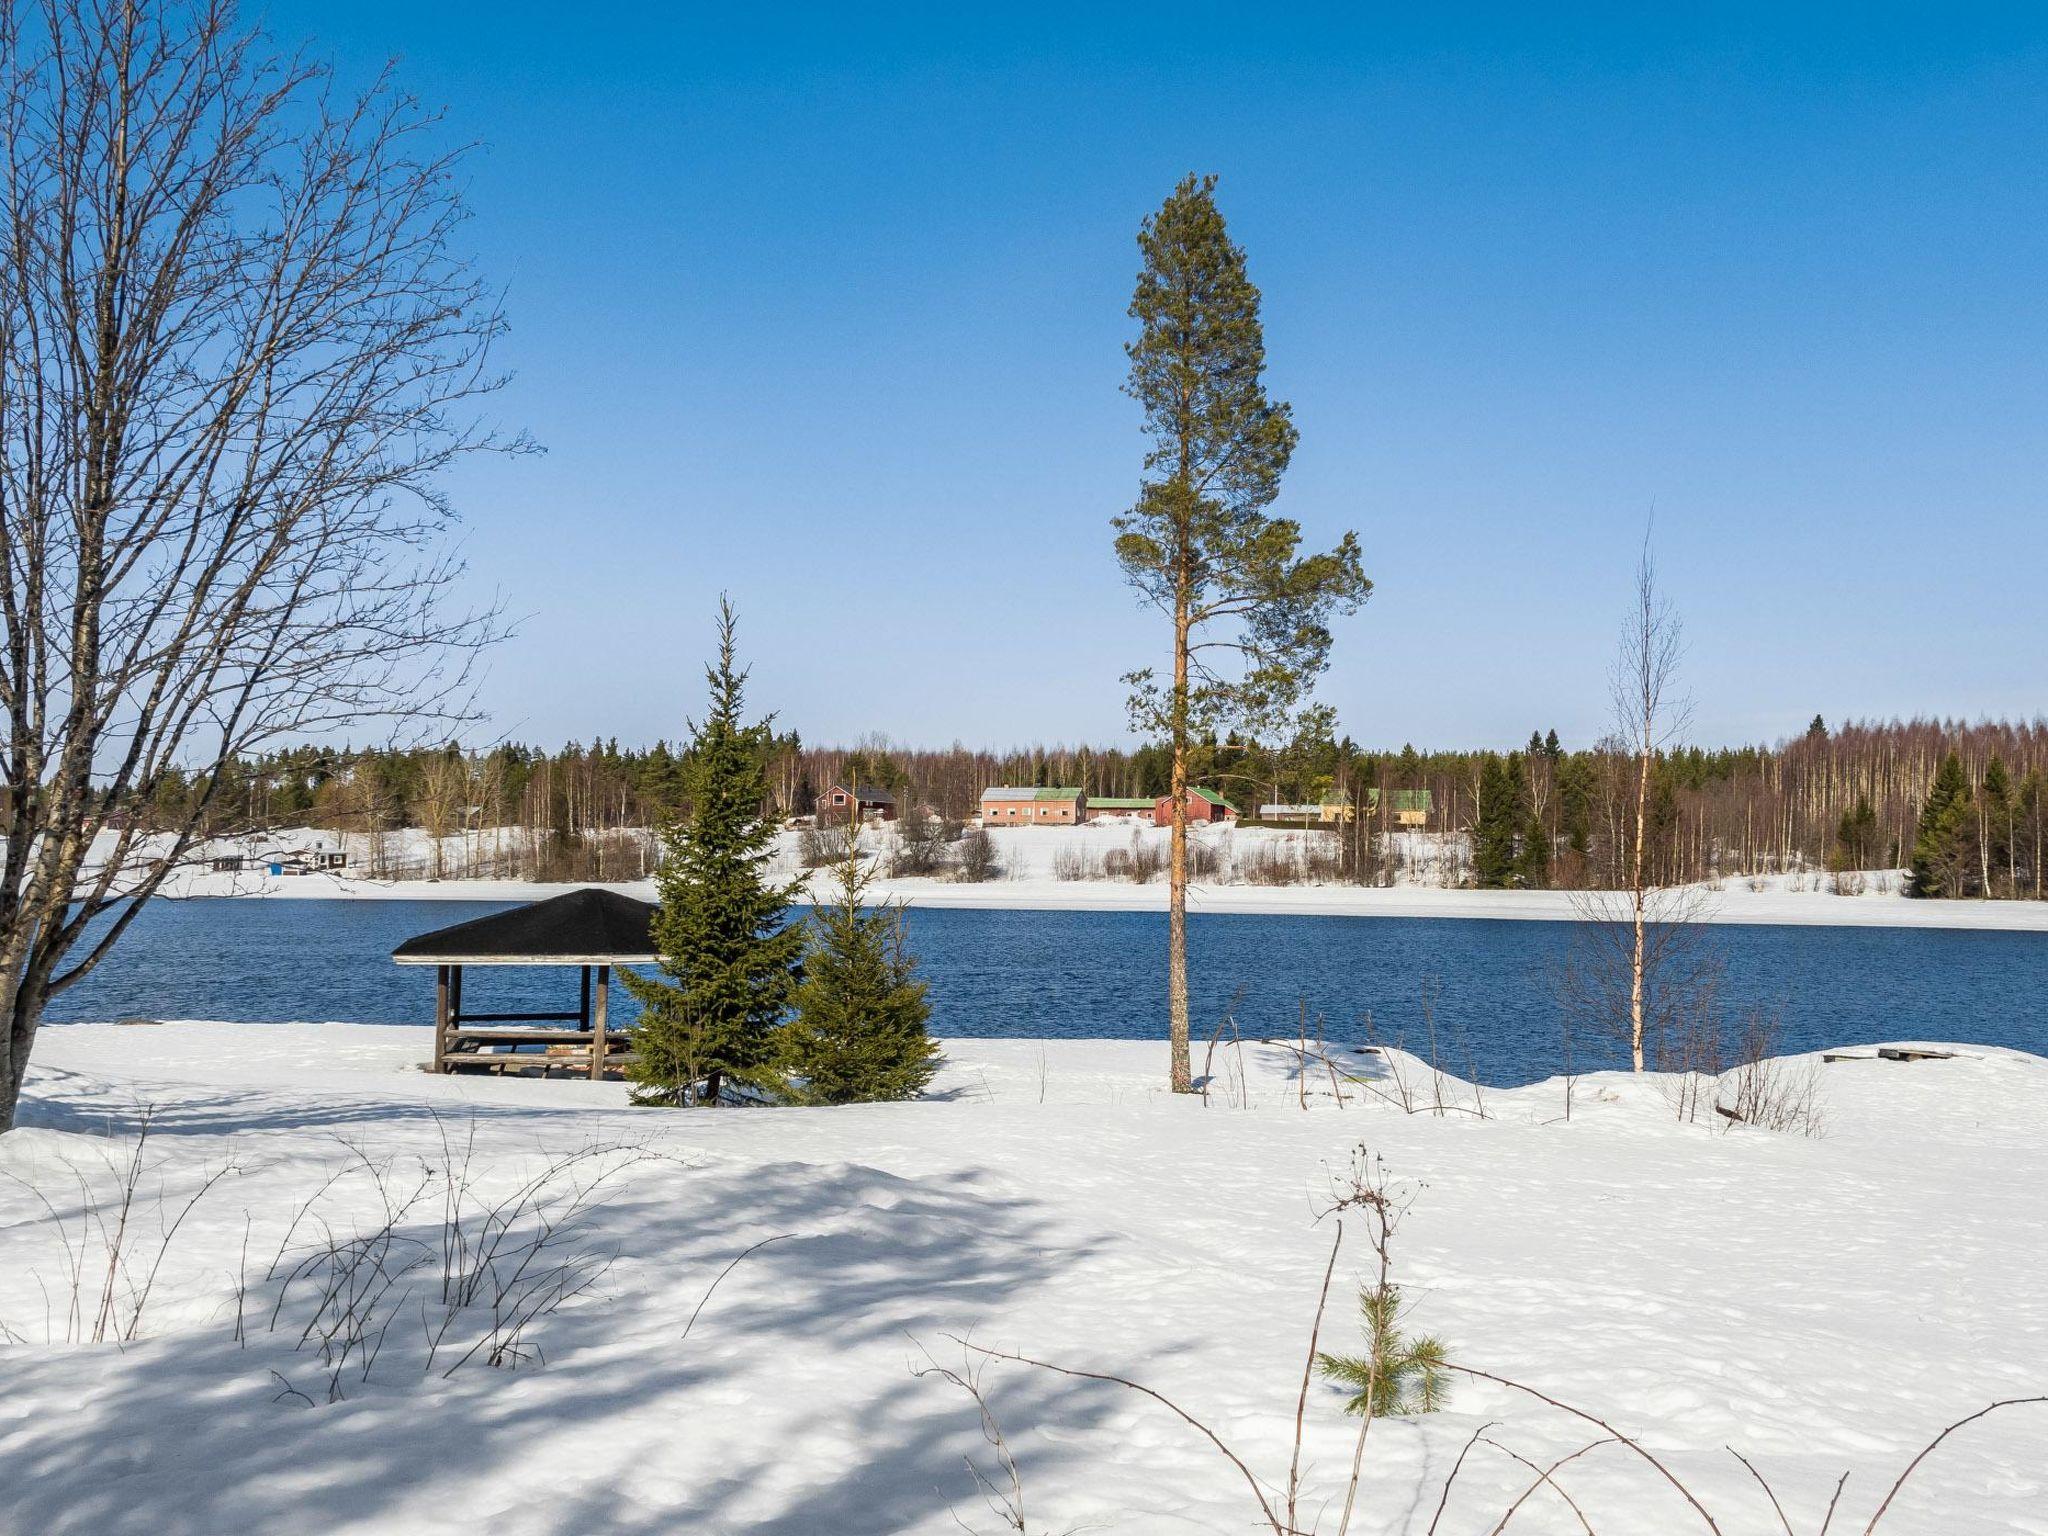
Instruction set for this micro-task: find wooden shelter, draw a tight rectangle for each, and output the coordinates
[392,887,658,1079]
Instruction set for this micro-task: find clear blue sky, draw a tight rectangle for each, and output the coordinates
[269,2,2048,753]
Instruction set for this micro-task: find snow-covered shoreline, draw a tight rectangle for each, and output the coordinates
[111,822,2048,931]
[157,862,2048,932]
[5,1022,2043,1534]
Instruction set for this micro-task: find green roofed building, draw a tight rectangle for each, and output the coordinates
[1365,787,1433,827]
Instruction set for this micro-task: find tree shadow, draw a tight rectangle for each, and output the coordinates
[0,1143,1114,1536]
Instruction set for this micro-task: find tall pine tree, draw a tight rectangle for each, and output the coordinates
[623,600,804,1105]
[1115,173,1370,1092]
[777,823,941,1105]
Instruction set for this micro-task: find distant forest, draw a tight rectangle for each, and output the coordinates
[138,716,2047,898]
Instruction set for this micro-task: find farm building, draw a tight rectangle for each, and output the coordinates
[818,783,898,822]
[1154,787,1238,826]
[1372,788,1433,827]
[980,786,1086,825]
[1085,796,1157,822]
[1256,796,1354,826]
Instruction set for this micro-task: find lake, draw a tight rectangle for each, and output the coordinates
[41,897,2048,1086]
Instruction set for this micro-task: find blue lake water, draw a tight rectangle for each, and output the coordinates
[42,898,2048,1086]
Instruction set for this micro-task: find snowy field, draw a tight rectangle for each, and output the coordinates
[3,1023,2043,1534]
[137,823,2048,931]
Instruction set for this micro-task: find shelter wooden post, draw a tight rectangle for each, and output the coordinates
[433,964,449,1071]
[590,965,610,1081]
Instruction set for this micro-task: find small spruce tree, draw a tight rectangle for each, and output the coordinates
[778,820,942,1105]
[623,599,804,1105]
[1832,793,1878,871]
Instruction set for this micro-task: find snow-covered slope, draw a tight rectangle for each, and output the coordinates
[3,1023,2042,1533]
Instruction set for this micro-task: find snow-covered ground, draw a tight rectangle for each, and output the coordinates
[3,1023,2043,1533]
[142,823,2048,932]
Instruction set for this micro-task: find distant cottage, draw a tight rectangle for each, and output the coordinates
[1374,788,1432,828]
[819,782,898,822]
[1257,797,1354,826]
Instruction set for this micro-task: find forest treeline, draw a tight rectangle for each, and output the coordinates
[136,716,2047,897]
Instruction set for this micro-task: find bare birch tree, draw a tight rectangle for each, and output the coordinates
[0,0,512,1130]
[1562,532,1696,1073]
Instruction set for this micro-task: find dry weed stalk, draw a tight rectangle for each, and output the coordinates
[253,1118,664,1401]
[0,1104,239,1344]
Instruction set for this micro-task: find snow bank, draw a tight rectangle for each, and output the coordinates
[147,823,2048,934]
[3,1022,2042,1534]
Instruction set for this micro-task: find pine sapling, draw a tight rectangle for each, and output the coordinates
[1316,1281,1450,1417]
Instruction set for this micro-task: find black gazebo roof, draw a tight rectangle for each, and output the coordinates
[391,887,659,966]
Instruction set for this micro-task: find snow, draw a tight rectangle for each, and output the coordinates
[4,1022,2043,1534]
[140,823,2048,932]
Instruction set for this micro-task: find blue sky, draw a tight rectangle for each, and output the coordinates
[269,3,2048,753]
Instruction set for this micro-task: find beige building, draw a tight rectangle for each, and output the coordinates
[979,786,1086,825]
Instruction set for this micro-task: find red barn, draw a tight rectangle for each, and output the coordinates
[1154,787,1239,826]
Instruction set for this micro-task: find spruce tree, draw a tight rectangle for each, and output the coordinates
[1471,755,1521,888]
[1983,756,2015,894]
[778,827,941,1105]
[1833,794,1878,870]
[1558,757,1593,859]
[623,600,804,1105]
[1517,796,1551,888]
[1906,752,1975,899]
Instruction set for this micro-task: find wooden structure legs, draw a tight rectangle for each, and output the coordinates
[432,963,623,1078]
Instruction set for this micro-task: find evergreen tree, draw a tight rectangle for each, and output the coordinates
[1833,794,1878,870]
[2019,770,2046,899]
[778,828,941,1104]
[1558,757,1593,859]
[1906,752,1976,899]
[1470,755,1522,888]
[1517,796,1551,888]
[1543,728,1562,760]
[623,600,804,1105]
[1114,172,1370,1092]
[1808,714,1828,738]
[1317,1282,1450,1418]
[1982,756,2015,894]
